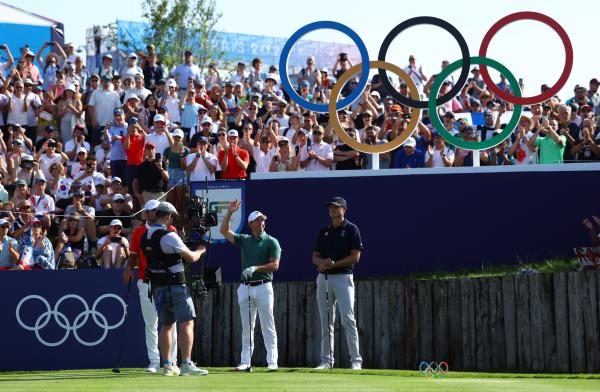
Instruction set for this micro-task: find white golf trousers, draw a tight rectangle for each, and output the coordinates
[237,282,278,366]
[316,273,362,366]
[137,279,177,366]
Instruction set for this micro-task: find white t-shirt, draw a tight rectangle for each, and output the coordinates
[89,89,121,126]
[145,131,170,157]
[0,94,8,126]
[300,141,333,171]
[26,93,42,127]
[163,95,181,123]
[64,139,91,164]
[97,235,130,266]
[7,94,28,125]
[425,147,455,168]
[186,152,218,181]
[39,153,63,179]
[30,193,55,215]
[252,145,277,173]
[512,131,538,165]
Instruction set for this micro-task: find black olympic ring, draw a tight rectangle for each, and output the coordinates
[377,16,471,109]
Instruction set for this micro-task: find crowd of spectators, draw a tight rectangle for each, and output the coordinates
[0,41,598,270]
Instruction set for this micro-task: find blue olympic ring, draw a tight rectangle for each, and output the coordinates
[278,21,370,113]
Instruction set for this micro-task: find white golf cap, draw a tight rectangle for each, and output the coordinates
[227,130,239,137]
[201,116,213,125]
[166,79,177,88]
[109,219,123,227]
[403,137,417,148]
[112,193,125,201]
[247,211,267,223]
[172,128,184,138]
[0,218,9,226]
[65,83,76,92]
[111,176,122,183]
[144,199,160,211]
[125,93,139,101]
[153,114,166,123]
[128,52,138,59]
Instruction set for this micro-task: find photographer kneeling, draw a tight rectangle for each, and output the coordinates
[142,201,208,376]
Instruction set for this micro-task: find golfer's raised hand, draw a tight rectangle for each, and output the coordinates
[227,199,241,214]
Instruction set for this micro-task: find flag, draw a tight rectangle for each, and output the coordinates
[80,175,97,196]
[56,178,73,200]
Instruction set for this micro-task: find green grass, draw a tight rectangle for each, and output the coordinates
[2,368,600,391]
[405,259,580,280]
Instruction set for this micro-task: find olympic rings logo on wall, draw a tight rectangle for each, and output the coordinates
[15,294,126,347]
[278,12,573,152]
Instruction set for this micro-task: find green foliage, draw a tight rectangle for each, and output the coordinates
[141,0,223,72]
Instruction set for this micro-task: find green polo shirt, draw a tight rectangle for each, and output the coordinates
[233,232,281,281]
[535,135,566,164]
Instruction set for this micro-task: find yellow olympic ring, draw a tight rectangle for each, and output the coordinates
[328,61,421,154]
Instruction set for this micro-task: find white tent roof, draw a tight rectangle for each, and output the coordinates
[0,2,61,27]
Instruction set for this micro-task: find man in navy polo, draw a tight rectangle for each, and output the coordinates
[312,197,363,370]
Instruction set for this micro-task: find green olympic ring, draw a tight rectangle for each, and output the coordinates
[428,56,523,151]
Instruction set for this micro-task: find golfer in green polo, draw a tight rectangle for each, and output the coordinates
[220,199,281,371]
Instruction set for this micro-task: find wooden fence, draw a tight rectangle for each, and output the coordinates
[192,271,600,372]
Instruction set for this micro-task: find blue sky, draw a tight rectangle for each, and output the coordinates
[3,0,598,100]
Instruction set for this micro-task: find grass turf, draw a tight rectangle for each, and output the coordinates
[1,368,600,391]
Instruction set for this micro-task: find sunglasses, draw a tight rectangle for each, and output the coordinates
[15,86,23,90]
[17,184,26,188]
[249,107,257,111]
[115,200,125,204]
[111,225,122,229]
[68,219,77,223]
[201,123,211,126]
[218,133,226,137]
[278,142,288,147]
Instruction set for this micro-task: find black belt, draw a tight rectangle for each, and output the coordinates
[150,271,186,286]
[242,279,271,287]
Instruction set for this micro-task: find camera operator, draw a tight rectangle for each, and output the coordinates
[123,200,178,373]
[132,142,169,205]
[141,201,208,376]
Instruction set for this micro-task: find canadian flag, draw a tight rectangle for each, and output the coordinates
[56,177,73,200]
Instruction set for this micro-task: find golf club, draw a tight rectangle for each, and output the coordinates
[247,286,253,372]
[112,277,132,374]
[325,273,332,369]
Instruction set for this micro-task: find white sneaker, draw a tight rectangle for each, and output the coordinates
[162,365,176,376]
[172,365,181,376]
[180,362,208,376]
[314,362,332,369]
[145,363,159,373]
[235,364,251,371]
[351,361,362,370]
[267,364,278,370]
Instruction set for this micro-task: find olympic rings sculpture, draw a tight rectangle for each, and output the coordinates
[15,294,126,347]
[419,361,449,378]
[279,12,573,153]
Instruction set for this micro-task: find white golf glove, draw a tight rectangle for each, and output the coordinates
[242,266,257,279]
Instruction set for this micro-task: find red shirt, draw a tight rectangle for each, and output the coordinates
[218,146,249,179]
[130,223,176,280]
[125,132,146,165]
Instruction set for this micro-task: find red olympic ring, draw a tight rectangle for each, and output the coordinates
[478,11,573,105]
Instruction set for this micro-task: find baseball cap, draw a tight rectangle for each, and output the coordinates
[403,137,417,148]
[172,128,184,138]
[227,130,239,137]
[112,193,125,201]
[390,105,402,112]
[145,142,156,149]
[144,199,160,211]
[21,153,34,161]
[325,197,348,209]
[15,179,27,186]
[0,218,9,226]
[590,78,600,85]
[251,92,261,99]
[102,53,113,60]
[581,104,593,111]
[201,117,213,125]
[65,84,76,93]
[157,201,178,216]
[31,217,42,226]
[247,211,267,223]
[484,109,494,117]
[198,136,209,144]
[111,176,122,183]
[298,80,310,88]
[184,49,193,56]
[110,219,123,227]
[234,82,243,88]
[128,52,138,59]
[471,66,480,72]
[73,189,85,197]
[166,79,177,88]
[362,110,373,117]
[298,128,309,136]
[12,139,24,146]
[266,73,278,83]
[277,136,290,144]
[114,108,124,115]
[125,93,139,102]
[101,74,113,81]
[288,111,300,119]
[77,147,88,155]
[469,98,481,106]
[127,116,139,125]
[153,114,166,123]
[44,125,56,133]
